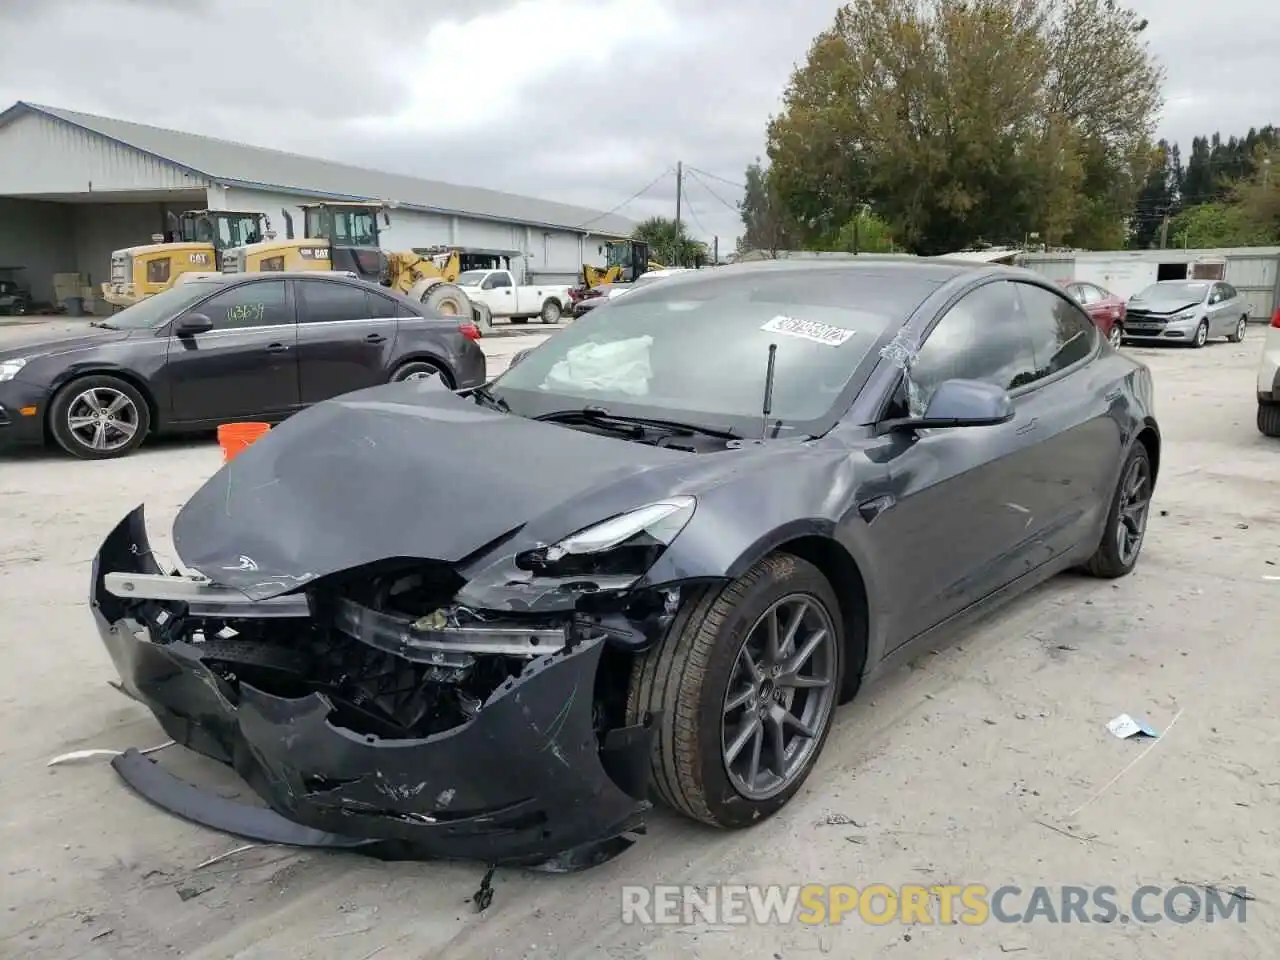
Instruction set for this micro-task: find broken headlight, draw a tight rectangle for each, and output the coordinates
[517,497,696,578]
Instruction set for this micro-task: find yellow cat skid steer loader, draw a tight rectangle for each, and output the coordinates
[219,202,477,320]
[582,239,664,289]
[101,210,271,308]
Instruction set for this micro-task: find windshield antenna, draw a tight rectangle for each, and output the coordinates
[759,342,777,440]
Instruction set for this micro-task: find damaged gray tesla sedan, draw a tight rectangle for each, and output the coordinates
[91,258,1160,869]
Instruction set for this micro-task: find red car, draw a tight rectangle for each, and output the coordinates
[1064,281,1126,348]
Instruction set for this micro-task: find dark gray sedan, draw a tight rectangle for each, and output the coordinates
[89,258,1159,869]
[0,272,486,459]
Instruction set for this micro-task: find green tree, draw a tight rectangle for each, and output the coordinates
[765,0,1163,254]
[737,159,798,256]
[1166,202,1269,249]
[827,210,896,253]
[633,216,707,268]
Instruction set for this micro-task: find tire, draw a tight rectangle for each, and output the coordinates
[539,299,562,324]
[1081,442,1153,579]
[1258,402,1280,438]
[625,553,845,829]
[1191,319,1209,348]
[12,299,27,316]
[420,282,470,318]
[1228,316,1248,343]
[391,360,452,387]
[1107,324,1123,349]
[49,374,150,460]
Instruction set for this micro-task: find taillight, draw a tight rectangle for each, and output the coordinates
[458,320,481,341]
[1271,307,1280,329]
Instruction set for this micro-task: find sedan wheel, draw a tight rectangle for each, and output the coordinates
[1192,319,1209,348]
[721,595,840,801]
[1081,443,1153,578]
[1228,317,1247,343]
[390,361,451,386]
[626,553,846,828]
[1108,325,1123,349]
[50,376,150,460]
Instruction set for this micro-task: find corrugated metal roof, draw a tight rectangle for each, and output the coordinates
[0,101,635,237]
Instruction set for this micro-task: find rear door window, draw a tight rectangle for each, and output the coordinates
[295,280,373,324]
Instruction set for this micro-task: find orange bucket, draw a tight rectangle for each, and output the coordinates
[218,422,271,462]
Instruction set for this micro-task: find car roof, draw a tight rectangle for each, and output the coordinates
[662,256,1007,286]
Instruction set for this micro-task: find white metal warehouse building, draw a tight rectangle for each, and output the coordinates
[0,101,635,310]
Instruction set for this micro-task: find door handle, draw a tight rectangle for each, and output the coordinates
[1015,417,1038,436]
[364,333,387,344]
[265,342,289,353]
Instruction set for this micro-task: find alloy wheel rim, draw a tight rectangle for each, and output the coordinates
[1237,319,1246,340]
[1197,323,1207,346]
[1115,456,1152,565]
[1109,326,1122,348]
[66,387,138,452]
[720,593,839,801]
[403,369,436,381]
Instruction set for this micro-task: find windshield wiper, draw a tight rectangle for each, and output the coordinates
[456,381,509,412]
[537,405,739,440]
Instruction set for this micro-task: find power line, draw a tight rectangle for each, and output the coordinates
[575,167,674,229]
[686,165,746,192]
[685,168,740,215]
[683,192,710,238]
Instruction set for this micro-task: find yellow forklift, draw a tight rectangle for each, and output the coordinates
[101,210,271,308]
[581,239,664,289]
[220,202,474,317]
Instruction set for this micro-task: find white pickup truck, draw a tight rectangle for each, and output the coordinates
[454,269,572,324]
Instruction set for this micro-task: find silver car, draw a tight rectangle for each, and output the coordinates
[1122,279,1250,347]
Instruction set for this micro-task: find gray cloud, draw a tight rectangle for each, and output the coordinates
[0,0,1272,249]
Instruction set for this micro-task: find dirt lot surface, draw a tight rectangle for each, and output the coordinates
[2,330,1276,959]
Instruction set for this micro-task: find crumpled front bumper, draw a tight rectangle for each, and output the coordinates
[90,506,656,868]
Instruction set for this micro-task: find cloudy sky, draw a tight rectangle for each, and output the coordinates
[0,0,1272,247]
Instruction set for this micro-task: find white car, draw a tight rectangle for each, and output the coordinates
[1257,305,1280,437]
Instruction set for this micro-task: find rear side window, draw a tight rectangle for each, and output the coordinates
[295,280,372,324]
[366,291,398,319]
[1013,282,1096,378]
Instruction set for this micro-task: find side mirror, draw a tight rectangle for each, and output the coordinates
[509,347,534,368]
[175,313,213,337]
[383,211,392,227]
[884,378,1014,432]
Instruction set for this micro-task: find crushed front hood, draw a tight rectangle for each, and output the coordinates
[172,380,687,599]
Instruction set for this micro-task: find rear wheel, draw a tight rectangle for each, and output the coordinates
[49,375,150,460]
[391,360,452,387]
[1258,402,1280,438]
[1081,443,1153,579]
[539,299,562,323]
[1228,316,1248,343]
[625,554,844,828]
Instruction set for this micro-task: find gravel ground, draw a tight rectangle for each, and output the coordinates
[1,331,1276,959]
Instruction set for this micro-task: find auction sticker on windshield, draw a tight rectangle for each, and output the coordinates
[761,315,855,347]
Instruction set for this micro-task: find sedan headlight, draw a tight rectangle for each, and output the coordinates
[0,357,29,382]
[517,496,696,577]
[1171,310,1197,323]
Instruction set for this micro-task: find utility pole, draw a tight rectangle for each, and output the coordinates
[1159,214,1170,249]
[674,161,683,266]
[713,235,719,266]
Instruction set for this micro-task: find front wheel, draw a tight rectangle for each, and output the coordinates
[1191,319,1209,348]
[626,553,844,828]
[1108,324,1123,349]
[1081,442,1153,578]
[49,375,150,460]
[1259,402,1280,438]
